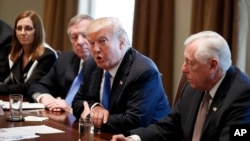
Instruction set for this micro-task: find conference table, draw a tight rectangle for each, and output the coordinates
[0,95,113,141]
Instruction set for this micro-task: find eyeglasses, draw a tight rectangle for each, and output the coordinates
[16,26,34,32]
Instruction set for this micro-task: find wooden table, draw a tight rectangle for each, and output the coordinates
[0,95,113,141]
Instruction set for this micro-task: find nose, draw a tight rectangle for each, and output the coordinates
[20,28,26,34]
[91,43,101,53]
[181,62,188,73]
[77,35,88,45]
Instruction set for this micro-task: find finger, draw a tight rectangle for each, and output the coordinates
[92,112,103,128]
[81,101,90,120]
[103,110,109,124]
[111,134,126,141]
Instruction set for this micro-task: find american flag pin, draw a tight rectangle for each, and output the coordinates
[212,107,217,112]
[119,81,123,85]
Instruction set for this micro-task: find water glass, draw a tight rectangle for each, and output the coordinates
[79,118,94,141]
[7,94,24,121]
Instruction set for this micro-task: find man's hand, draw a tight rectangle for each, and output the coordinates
[80,101,91,120]
[111,134,135,141]
[46,97,72,113]
[81,101,109,128]
[40,95,55,105]
[91,105,109,128]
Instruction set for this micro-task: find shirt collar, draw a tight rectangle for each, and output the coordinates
[209,73,226,99]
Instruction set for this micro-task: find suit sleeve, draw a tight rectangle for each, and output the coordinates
[102,69,170,133]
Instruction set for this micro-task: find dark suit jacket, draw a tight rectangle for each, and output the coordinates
[129,66,250,141]
[0,20,13,81]
[0,47,57,97]
[72,48,171,133]
[28,51,82,102]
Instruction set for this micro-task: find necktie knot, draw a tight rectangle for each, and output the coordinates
[105,71,111,80]
[205,91,211,101]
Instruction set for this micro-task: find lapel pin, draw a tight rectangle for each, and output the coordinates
[119,81,123,85]
[212,107,217,112]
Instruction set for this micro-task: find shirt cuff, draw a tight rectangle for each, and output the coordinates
[34,93,51,103]
[90,102,104,110]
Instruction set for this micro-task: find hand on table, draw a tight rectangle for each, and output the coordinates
[111,134,135,141]
[42,96,72,113]
[81,101,109,128]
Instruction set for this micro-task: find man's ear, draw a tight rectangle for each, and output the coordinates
[119,37,125,49]
[209,58,219,73]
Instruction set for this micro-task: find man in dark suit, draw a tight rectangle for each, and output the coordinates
[0,19,13,82]
[111,31,250,141]
[72,17,171,133]
[28,14,93,113]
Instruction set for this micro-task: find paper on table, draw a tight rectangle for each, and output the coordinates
[0,128,38,140]
[0,100,45,110]
[0,125,64,140]
[24,116,49,121]
[29,125,65,134]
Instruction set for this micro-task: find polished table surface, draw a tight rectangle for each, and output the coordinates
[0,95,113,141]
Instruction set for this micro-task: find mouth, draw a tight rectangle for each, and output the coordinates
[95,55,104,63]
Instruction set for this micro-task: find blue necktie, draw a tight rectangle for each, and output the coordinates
[65,69,83,106]
[102,71,111,109]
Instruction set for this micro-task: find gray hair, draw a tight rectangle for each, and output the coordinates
[184,31,232,72]
[86,17,131,48]
[67,14,93,35]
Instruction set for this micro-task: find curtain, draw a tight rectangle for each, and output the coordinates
[191,0,238,64]
[174,0,242,104]
[237,0,250,75]
[43,0,78,52]
[132,0,175,104]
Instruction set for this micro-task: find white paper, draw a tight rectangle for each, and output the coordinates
[27,125,65,134]
[0,125,64,140]
[0,100,45,110]
[0,128,38,140]
[24,116,49,121]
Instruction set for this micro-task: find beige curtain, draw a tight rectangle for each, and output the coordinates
[237,0,250,75]
[191,0,238,64]
[43,0,78,52]
[132,0,175,104]
[174,0,239,104]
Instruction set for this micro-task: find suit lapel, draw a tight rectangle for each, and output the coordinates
[65,56,80,92]
[201,66,235,137]
[109,48,134,111]
[89,68,103,101]
[185,90,204,140]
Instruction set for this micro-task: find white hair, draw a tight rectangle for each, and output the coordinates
[184,31,232,72]
[86,17,131,48]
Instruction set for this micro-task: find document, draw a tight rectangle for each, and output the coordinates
[0,125,64,140]
[0,100,45,109]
